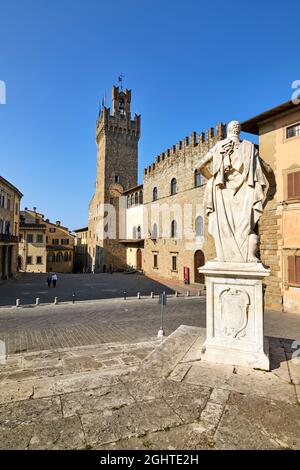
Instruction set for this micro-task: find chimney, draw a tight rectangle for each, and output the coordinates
[56,221,61,226]
[33,207,37,212]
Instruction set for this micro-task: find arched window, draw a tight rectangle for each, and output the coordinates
[153,187,158,201]
[195,170,203,187]
[171,178,177,195]
[151,223,158,240]
[127,196,131,208]
[56,252,63,262]
[137,225,141,239]
[68,252,72,261]
[135,192,139,205]
[64,252,69,262]
[47,253,54,263]
[171,220,177,238]
[132,226,137,239]
[131,194,134,206]
[0,219,3,234]
[195,216,203,236]
[139,191,143,204]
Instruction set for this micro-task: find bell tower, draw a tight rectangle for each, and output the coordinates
[88,85,141,271]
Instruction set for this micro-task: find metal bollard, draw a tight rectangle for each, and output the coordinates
[54,297,58,305]
[72,293,75,304]
[150,292,154,299]
[186,290,190,297]
[123,290,127,300]
[137,292,141,299]
[174,291,178,297]
[35,298,40,306]
[198,290,201,297]
[16,299,20,307]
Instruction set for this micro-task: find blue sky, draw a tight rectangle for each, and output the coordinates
[0,0,299,229]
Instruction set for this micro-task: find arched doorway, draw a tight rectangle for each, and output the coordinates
[17,256,22,272]
[194,250,205,283]
[136,249,142,270]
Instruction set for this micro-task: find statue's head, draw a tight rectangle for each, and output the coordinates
[227,120,241,139]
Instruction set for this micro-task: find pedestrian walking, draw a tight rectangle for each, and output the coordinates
[47,274,52,288]
[52,273,58,288]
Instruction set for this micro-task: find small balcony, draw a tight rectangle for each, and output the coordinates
[0,234,19,243]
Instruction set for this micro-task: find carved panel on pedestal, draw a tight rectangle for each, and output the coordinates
[219,288,250,339]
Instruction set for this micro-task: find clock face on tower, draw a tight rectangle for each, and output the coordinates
[109,183,124,198]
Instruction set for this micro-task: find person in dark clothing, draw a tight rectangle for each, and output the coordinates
[47,274,52,288]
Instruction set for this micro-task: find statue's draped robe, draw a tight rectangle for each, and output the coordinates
[206,139,267,262]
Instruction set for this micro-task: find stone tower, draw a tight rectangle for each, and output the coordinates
[88,85,141,271]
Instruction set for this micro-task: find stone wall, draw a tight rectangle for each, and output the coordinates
[142,124,225,284]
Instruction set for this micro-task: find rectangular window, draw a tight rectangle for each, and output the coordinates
[61,239,69,245]
[26,256,32,265]
[288,256,300,285]
[172,255,177,272]
[52,238,59,245]
[0,195,5,208]
[36,256,42,265]
[6,198,10,210]
[49,228,56,233]
[36,234,43,243]
[27,234,33,243]
[286,123,300,139]
[115,175,120,183]
[153,254,158,268]
[287,170,300,200]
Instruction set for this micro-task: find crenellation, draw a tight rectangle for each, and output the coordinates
[190,131,197,146]
[143,123,225,178]
[198,132,205,143]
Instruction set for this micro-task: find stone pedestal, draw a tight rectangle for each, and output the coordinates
[199,261,270,371]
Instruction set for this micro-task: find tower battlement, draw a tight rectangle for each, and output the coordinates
[143,123,226,177]
[96,86,141,143]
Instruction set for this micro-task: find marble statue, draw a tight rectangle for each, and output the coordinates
[197,121,276,263]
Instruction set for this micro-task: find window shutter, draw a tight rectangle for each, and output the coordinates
[294,171,300,199]
[288,173,294,199]
[288,171,300,200]
[296,256,300,284]
[288,256,296,284]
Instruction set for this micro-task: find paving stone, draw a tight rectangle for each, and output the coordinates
[209,388,230,405]
[163,385,211,423]
[183,361,234,389]
[62,355,102,374]
[228,366,297,405]
[0,380,34,404]
[96,424,209,451]
[33,369,125,399]
[0,416,86,450]
[130,325,200,381]
[61,383,135,418]
[215,392,300,450]
[199,402,224,432]
[180,332,206,363]
[0,397,62,428]
[169,363,191,382]
[81,398,182,447]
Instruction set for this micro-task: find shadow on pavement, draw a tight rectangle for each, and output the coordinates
[0,273,176,307]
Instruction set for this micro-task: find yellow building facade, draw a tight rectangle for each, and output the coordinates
[19,210,47,273]
[0,176,22,279]
[19,209,75,274]
[243,100,300,313]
